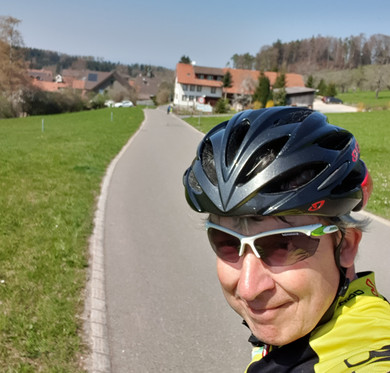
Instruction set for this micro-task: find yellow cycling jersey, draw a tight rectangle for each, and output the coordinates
[245,272,390,372]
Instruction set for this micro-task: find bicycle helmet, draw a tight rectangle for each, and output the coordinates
[183,107,372,217]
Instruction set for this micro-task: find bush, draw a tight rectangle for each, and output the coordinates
[253,100,263,109]
[21,88,87,116]
[89,93,109,109]
[273,88,287,106]
[0,95,16,118]
[156,88,171,105]
[214,98,229,114]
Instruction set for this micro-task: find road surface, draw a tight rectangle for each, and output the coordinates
[103,108,250,372]
[93,107,389,372]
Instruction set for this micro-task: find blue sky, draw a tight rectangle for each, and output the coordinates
[2,0,389,70]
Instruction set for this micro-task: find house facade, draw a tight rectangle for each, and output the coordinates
[174,63,309,110]
[173,63,224,108]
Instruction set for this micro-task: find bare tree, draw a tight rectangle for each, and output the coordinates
[0,16,27,106]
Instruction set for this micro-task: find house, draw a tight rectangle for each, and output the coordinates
[61,69,134,98]
[173,63,309,111]
[173,63,224,108]
[283,87,316,107]
[28,69,135,99]
[129,74,162,105]
[28,69,53,82]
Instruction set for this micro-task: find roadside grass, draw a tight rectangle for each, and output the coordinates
[184,111,390,220]
[0,107,144,372]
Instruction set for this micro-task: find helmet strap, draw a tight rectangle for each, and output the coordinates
[333,231,350,297]
[318,231,349,325]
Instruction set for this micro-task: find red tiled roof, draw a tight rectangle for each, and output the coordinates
[222,68,305,95]
[176,63,305,95]
[31,80,67,92]
[31,77,85,92]
[176,63,223,88]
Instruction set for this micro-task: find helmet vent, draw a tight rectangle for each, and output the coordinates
[331,163,364,195]
[316,131,353,150]
[263,163,328,192]
[272,109,313,127]
[237,136,289,185]
[201,140,218,185]
[188,169,202,192]
[226,119,250,165]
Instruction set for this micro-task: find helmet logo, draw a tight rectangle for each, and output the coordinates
[308,200,325,212]
[352,142,360,162]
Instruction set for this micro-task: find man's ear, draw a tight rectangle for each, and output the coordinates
[339,228,362,268]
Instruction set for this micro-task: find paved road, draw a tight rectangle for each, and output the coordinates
[101,107,389,372]
[103,108,250,373]
[313,98,358,113]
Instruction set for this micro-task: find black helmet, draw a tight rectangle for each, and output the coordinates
[183,107,372,217]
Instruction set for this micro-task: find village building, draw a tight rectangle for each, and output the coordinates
[173,63,314,111]
[28,68,162,105]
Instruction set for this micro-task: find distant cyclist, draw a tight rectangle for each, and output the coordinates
[183,107,390,372]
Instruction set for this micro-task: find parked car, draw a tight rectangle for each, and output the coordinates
[114,100,134,108]
[322,96,343,104]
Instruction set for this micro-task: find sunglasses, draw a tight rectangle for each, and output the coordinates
[206,221,339,267]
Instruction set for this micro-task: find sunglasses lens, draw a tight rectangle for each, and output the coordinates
[207,228,241,262]
[254,233,320,266]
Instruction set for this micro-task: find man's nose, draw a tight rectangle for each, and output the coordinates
[237,246,275,301]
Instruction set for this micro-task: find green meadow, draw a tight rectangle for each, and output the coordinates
[0,107,144,372]
[338,89,390,110]
[185,110,390,220]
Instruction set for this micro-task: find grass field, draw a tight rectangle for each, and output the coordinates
[338,90,390,110]
[0,107,144,372]
[184,110,390,220]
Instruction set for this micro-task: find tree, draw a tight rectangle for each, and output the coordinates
[325,83,337,97]
[230,53,255,70]
[273,88,287,106]
[179,55,191,64]
[274,72,286,88]
[214,98,229,114]
[317,79,327,96]
[253,72,271,108]
[0,16,28,115]
[306,75,315,88]
[222,70,233,99]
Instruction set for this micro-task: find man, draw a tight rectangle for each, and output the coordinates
[183,107,390,372]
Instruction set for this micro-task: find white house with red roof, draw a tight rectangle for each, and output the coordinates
[174,63,311,110]
[174,63,225,108]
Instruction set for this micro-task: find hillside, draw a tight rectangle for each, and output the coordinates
[21,47,174,80]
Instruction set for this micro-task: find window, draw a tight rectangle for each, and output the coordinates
[197,86,202,92]
[189,95,194,101]
[207,75,213,80]
[182,95,188,101]
[211,87,216,94]
[183,84,188,91]
[190,85,195,91]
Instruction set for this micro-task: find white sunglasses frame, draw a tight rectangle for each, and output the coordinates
[205,221,339,262]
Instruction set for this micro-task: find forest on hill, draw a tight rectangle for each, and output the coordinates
[22,46,173,80]
[230,33,390,74]
[228,33,390,93]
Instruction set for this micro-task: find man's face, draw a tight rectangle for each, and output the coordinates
[211,215,341,346]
